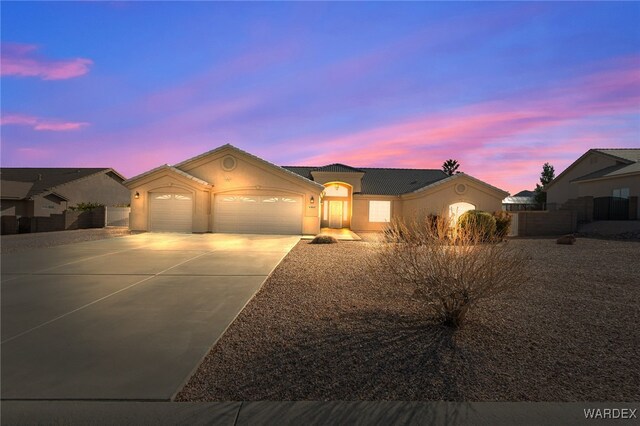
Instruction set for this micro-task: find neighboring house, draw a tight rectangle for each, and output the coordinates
[125,144,508,234]
[0,168,130,218]
[502,190,538,211]
[546,148,640,220]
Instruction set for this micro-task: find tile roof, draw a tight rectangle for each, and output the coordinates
[594,148,640,163]
[313,163,365,173]
[572,162,640,182]
[546,148,640,190]
[569,148,640,183]
[0,168,117,199]
[283,166,448,195]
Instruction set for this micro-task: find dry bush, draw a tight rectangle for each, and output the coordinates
[371,216,528,327]
[309,234,339,244]
[493,210,512,239]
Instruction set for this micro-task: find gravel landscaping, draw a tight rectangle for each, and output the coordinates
[0,228,131,254]
[177,237,640,402]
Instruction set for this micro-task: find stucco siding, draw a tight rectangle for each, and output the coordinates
[54,172,130,208]
[32,195,67,217]
[0,200,29,217]
[547,152,619,208]
[577,174,640,198]
[310,171,364,192]
[351,195,401,232]
[128,174,209,232]
[182,150,321,234]
[128,148,322,234]
[401,178,504,220]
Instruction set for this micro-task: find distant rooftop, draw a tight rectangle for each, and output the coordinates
[0,168,121,199]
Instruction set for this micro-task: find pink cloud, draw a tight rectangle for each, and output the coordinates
[291,55,640,194]
[1,114,89,131]
[1,42,93,80]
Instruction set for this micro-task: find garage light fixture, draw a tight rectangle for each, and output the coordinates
[310,196,315,204]
[135,192,140,199]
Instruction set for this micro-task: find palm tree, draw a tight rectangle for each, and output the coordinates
[442,159,460,176]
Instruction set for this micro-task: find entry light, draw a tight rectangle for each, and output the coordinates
[135,191,140,199]
[310,196,315,204]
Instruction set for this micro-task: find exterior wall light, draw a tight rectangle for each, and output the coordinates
[310,196,315,204]
[134,191,140,199]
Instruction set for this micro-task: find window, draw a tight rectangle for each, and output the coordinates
[613,188,630,199]
[369,200,391,222]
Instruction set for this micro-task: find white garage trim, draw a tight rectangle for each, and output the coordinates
[214,194,302,235]
[149,192,193,233]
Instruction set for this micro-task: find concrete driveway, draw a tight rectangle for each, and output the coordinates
[1,233,299,400]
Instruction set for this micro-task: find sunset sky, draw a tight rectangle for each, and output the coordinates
[1,2,639,194]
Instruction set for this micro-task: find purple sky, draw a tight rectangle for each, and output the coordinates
[1,2,639,193]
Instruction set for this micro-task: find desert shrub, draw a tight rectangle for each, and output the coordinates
[372,216,528,328]
[68,202,104,212]
[493,211,512,239]
[425,214,441,234]
[556,234,576,245]
[384,214,450,243]
[309,234,338,244]
[458,210,496,242]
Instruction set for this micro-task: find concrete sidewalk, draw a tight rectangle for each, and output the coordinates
[2,401,637,425]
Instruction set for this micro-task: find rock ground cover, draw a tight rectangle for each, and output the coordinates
[177,237,640,401]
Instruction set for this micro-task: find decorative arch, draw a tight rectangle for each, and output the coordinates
[448,201,476,226]
[321,181,352,198]
[321,181,353,229]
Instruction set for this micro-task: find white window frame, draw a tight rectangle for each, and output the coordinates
[369,200,391,223]
[613,188,630,199]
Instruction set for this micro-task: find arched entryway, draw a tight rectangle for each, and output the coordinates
[448,201,475,227]
[321,182,352,229]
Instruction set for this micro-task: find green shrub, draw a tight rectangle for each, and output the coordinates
[493,211,512,239]
[68,202,104,212]
[458,210,496,242]
[309,234,338,244]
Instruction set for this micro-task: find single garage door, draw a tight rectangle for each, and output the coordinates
[149,193,193,233]
[214,194,302,234]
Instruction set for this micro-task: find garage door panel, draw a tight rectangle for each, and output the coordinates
[149,193,193,233]
[214,195,302,235]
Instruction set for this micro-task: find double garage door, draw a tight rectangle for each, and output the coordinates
[148,192,302,234]
[214,194,302,234]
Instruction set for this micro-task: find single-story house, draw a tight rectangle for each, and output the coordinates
[546,148,640,220]
[502,190,538,211]
[124,144,508,234]
[0,168,130,218]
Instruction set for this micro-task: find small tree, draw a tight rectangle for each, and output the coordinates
[371,216,528,328]
[534,163,555,206]
[442,159,460,176]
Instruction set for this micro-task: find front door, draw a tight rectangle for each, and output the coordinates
[329,201,343,228]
